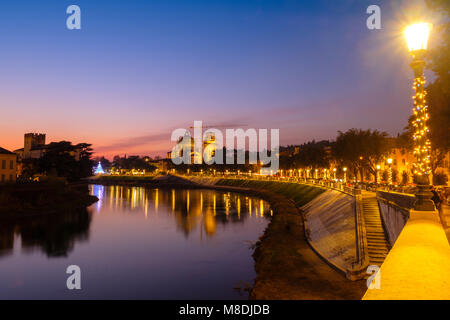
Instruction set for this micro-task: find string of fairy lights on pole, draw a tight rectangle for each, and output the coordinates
[411,66,431,177]
[404,22,436,211]
[405,22,432,180]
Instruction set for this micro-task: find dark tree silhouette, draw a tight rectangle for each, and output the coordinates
[38,141,94,181]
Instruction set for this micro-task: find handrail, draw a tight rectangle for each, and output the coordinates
[377,197,411,216]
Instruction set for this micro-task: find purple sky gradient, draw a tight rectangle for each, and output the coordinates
[0,0,440,158]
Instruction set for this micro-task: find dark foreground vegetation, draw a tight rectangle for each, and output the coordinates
[0,182,98,218]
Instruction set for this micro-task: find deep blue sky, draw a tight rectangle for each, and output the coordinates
[0,0,436,157]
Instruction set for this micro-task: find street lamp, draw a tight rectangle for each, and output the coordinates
[404,22,435,211]
[343,167,347,183]
[387,158,393,185]
[333,168,337,180]
[376,165,381,184]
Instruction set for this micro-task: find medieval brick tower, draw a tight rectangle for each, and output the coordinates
[24,133,46,158]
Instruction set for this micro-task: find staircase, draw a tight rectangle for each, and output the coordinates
[361,192,390,266]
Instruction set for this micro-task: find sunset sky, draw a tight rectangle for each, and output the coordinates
[0,0,438,158]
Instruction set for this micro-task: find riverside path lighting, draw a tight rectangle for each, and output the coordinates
[343,167,347,183]
[404,22,435,211]
[376,165,381,184]
[333,168,337,180]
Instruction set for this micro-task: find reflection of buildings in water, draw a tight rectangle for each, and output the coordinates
[170,191,271,238]
[0,208,92,258]
[89,185,271,238]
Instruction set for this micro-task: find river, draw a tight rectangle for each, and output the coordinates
[0,185,271,299]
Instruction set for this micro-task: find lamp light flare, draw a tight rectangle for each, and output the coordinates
[404,23,432,52]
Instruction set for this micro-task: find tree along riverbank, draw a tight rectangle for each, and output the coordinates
[0,181,98,218]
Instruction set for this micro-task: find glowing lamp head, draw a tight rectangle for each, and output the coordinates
[387,158,393,164]
[376,165,381,170]
[404,23,432,52]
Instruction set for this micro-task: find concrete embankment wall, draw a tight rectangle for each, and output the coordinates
[376,191,415,246]
[301,190,357,273]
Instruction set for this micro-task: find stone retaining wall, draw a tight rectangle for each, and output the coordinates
[376,191,415,246]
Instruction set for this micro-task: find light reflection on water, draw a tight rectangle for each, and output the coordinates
[91,185,272,239]
[0,185,270,299]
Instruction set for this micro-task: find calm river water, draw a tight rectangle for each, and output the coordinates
[0,185,271,299]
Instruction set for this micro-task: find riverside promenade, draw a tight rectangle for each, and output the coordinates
[186,174,450,299]
[91,173,450,299]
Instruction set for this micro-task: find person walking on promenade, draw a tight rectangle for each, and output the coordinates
[431,187,442,210]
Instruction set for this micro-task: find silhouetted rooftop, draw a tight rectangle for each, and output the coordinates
[0,147,14,155]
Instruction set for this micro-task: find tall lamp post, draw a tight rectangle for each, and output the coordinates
[404,22,435,211]
[387,158,393,185]
[376,165,380,184]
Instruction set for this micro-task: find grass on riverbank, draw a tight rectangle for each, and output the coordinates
[216,179,325,207]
